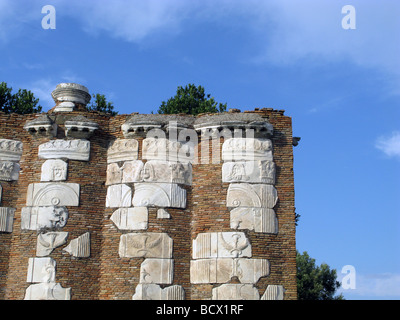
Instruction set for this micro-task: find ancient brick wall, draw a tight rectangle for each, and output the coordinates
[0,87,297,300]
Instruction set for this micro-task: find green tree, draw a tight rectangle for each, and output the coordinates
[87,93,118,115]
[156,84,227,115]
[0,82,42,114]
[297,250,344,300]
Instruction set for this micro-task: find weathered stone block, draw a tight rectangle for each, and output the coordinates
[222,160,275,184]
[110,207,148,230]
[230,207,278,234]
[222,138,273,162]
[119,232,173,258]
[140,258,174,284]
[105,184,132,208]
[132,284,185,300]
[26,257,56,283]
[0,207,15,232]
[36,231,68,256]
[26,182,80,207]
[63,232,90,258]
[0,161,20,181]
[226,183,278,209]
[21,206,68,231]
[107,139,139,163]
[40,159,68,182]
[38,139,90,161]
[212,284,260,300]
[0,139,23,162]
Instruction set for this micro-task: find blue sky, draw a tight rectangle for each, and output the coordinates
[1,0,399,300]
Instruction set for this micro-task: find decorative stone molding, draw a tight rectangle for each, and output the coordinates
[142,138,194,163]
[0,207,15,233]
[132,284,185,300]
[261,285,285,300]
[26,257,56,283]
[26,183,80,207]
[132,183,186,208]
[157,208,170,219]
[140,258,174,284]
[21,206,69,231]
[105,184,132,208]
[230,207,278,234]
[119,232,173,258]
[0,139,23,162]
[222,160,275,184]
[64,115,99,139]
[51,83,91,112]
[226,183,278,209]
[0,161,20,181]
[212,284,260,300]
[24,283,71,300]
[190,258,269,284]
[38,139,90,161]
[121,120,163,138]
[106,161,144,185]
[192,232,252,259]
[222,138,273,162]
[23,114,57,137]
[63,232,90,258]
[41,159,68,182]
[141,160,192,185]
[110,207,148,230]
[36,232,69,256]
[107,139,139,163]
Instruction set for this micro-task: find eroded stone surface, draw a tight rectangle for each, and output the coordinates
[192,232,251,259]
[119,232,173,258]
[222,160,275,184]
[26,183,80,207]
[0,161,20,181]
[226,183,278,209]
[0,139,23,162]
[142,138,195,163]
[132,284,185,300]
[261,285,285,300]
[107,139,139,163]
[21,206,69,231]
[222,138,273,162]
[38,139,90,161]
[24,283,71,300]
[0,207,15,232]
[110,207,148,230]
[141,160,192,185]
[36,231,68,256]
[105,184,132,208]
[212,284,260,300]
[132,183,186,208]
[230,207,278,234]
[63,232,90,258]
[41,159,68,182]
[26,257,56,283]
[140,258,174,284]
[190,258,269,284]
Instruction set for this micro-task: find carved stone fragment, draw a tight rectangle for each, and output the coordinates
[64,115,99,139]
[230,207,278,234]
[222,138,273,162]
[0,207,15,233]
[110,207,148,230]
[0,139,23,162]
[142,138,194,163]
[141,160,192,185]
[212,284,260,300]
[0,161,20,181]
[226,183,278,209]
[157,208,170,219]
[132,183,186,208]
[121,160,144,183]
[222,160,275,184]
[119,232,173,258]
[24,282,71,300]
[38,139,90,161]
[63,232,90,258]
[26,183,80,207]
[132,284,185,300]
[105,163,123,185]
[36,232,68,257]
[105,184,132,208]
[52,83,91,110]
[107,139,139,163]
[140,258,174,284]
[21,206,68,231]
[26,257,56,283]
[190,258,269,284]
[23,114,57,137]
[192,232,251,259]
[261,285,285,300]
[40,159,68,182]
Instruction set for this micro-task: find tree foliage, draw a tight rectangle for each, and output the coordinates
[157,84,227,115]
[87,93,118,115]
[0,82,42,114]
[297,250,344,300]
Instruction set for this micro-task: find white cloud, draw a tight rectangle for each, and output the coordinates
[375,131,400,159]
[338,272,400,298]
